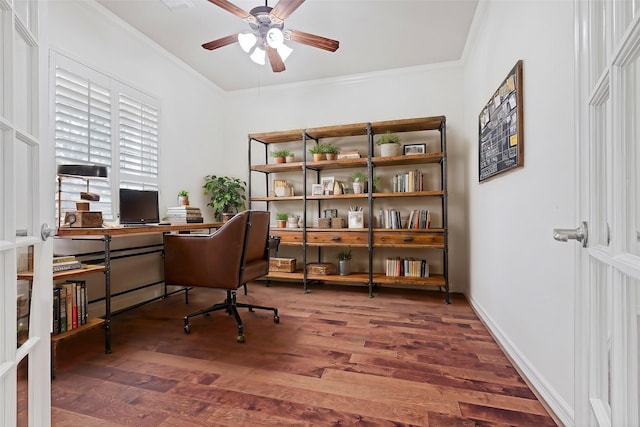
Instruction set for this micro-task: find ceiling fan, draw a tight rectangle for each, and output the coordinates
[202,0,340,73]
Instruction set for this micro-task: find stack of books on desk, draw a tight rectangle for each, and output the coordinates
[165,206,204,223]
[53,255,82,273]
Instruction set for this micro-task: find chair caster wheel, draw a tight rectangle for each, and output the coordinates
[237,335,245,343]
[184,324,191,334]
[274,315,280,324]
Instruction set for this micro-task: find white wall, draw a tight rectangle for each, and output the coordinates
[48,0,228,221]
[462,1,575,424]
[227,65,469,292]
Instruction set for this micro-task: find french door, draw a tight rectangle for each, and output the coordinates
[0,0,53,425]
[575,0,640,425]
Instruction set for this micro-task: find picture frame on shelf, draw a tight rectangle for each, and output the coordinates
[311,184,324,196]
[403,143,426,155]
[320,176,335,195]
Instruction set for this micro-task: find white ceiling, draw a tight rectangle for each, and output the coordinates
[96,0,479,92]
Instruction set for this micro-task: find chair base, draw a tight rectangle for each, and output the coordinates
[183,289,279,343]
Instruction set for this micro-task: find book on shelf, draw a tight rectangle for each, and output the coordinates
[166,206,202,213]
[53,255,77,264]
[53,281,88,334]
[53,260,82,273]
[384,257,429,278]
[392,169,424,193]
[337,150,361,159]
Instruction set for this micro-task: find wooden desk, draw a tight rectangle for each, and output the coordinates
[55,223,221,354]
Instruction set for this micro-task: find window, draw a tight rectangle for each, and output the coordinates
[53,54,159,224]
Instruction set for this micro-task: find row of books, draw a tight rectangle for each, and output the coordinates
[53,255,82,273]
[164,206,204,223]
[53,281,88,334]
[392,169,424,193]
[378,209,431,229]
[385,258,430,278]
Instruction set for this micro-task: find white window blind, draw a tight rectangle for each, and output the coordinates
[53,54,159,223]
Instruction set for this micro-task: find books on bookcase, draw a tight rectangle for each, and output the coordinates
[385,258,429,278]
[378,209,430,229]
[53,255,82,273]
[392,169,424,193]
[53,280,88,334]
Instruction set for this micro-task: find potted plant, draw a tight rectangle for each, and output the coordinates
[309,144,325,161]
[351,171,368,194]
[276,212,288,228]
[203,175,246,222]
[285,152,295,163]
[177,190,189,206]
[324,144,339,160]
[376,131,401,157]
[270,149,292,164]
[337,249,352,276]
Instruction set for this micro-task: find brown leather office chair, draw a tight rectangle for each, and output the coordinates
[164,210,279,343]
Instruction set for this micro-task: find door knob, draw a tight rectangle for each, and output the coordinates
[553,221,588,248]
[41,223,55,241]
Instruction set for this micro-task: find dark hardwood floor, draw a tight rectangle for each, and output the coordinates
[51,282,558,426]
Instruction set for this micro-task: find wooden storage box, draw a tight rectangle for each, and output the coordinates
[331,217,345,228]
[306,262,336,275]
[269,257,296,273]
[318,218,331,228]
[64,211,103,228]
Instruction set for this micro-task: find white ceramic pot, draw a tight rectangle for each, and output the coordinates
[379,143,400,157]
[353,182,363,194]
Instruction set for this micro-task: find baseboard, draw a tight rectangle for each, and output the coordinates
[467,295,574,427]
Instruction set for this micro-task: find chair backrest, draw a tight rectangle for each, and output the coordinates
[163,210,270,291]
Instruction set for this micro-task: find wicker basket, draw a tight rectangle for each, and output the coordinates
[331,217,345,228]
[318,217,331,228]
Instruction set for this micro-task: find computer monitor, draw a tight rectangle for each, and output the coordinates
[119,189,160,225]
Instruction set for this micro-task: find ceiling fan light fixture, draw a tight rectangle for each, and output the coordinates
[238,33,257,53]
[277,43,293,62]
[250,46,266,65]
[266,27,284,48]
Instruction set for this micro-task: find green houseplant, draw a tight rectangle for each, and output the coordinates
[323,143,339,160]
[203,175,246,222]
[351,171,368,194]
[309,144,325,161]
[270,149,292,164]
[177,190,190,206]
[337,249,352,276]
[276,212,288,228]
[376,131,401,157]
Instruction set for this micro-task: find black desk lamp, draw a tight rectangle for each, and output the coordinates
[57,164,108,229]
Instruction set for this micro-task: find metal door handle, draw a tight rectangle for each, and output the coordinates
[553,221,588,247]
[41,223,55,241]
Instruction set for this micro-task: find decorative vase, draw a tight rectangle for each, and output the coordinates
[379,143,400,157]
[287,216,299,228]
[339,260,351,276]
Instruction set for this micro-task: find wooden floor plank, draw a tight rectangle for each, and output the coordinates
[51,282,558,426]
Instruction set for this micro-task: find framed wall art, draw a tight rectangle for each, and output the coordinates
[478,60,524,182]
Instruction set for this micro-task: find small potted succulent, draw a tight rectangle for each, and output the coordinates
[351,171,368,194]
[177,190,189,206]
[323,144,339,160]
[376,131,401,157]
[337,249,352,276]
[309,145,325,161]
[270,149,292,164]
[276,212,288,228]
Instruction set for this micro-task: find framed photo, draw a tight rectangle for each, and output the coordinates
[403,143,426,155]
[311,184,324,196]
[320,176,335,195]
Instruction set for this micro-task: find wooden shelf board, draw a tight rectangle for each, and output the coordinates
[18,264,105,280]
[251,196,304,202]
[372,273,446,287]
[370,116,445,134]
[251,162,304,173]
[51,317,104,343]
[373,190,444,198]
[249,129,304,144]
[305,123,369,139]
[265,271,445,287]
[372,152,444,166]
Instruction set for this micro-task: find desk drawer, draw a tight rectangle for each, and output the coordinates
[373,232,444,247]
[306,230,367,246]
[270,229,303,245]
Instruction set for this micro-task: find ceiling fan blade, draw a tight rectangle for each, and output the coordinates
[202,34,238,50]
[266,46,285,73]
[288,30,339,52]
[207,0,254,22]
[270,0,305,21]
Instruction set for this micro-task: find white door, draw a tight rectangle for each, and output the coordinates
[574,1,640,425]
[1,0,53,425]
